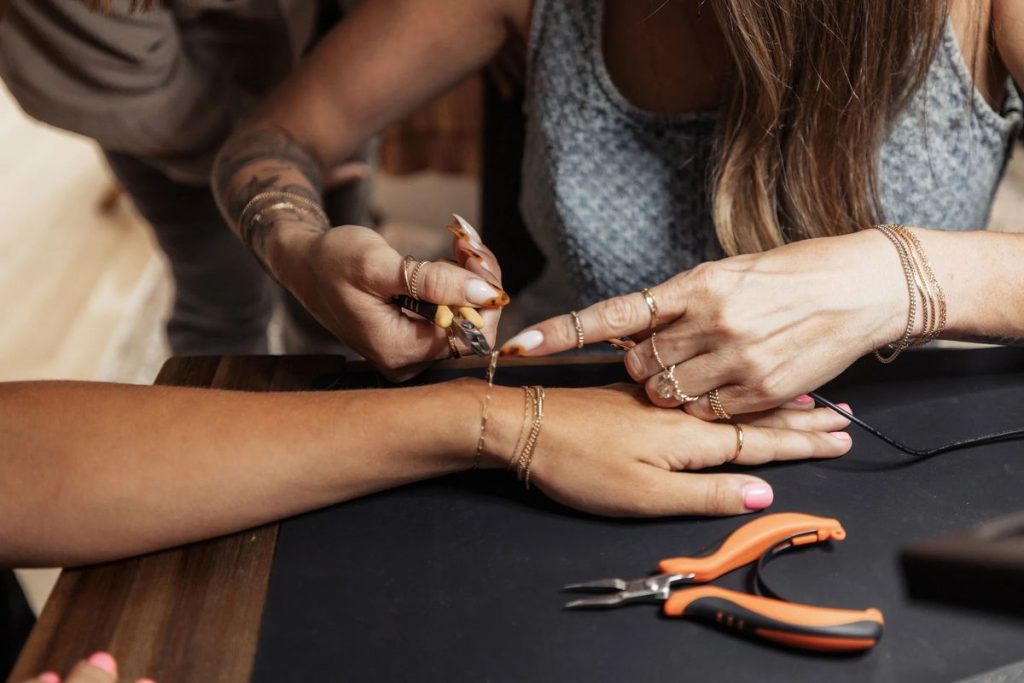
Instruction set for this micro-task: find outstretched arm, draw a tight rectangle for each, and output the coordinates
[0,377,851,567]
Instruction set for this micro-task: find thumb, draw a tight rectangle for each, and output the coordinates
[64,653,118,683]
[416,260,510,308]
[643,471,774,517]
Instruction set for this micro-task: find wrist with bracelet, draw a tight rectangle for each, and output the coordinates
[873,224,947,363]
[472,352,549,489]
[238,190,332,239]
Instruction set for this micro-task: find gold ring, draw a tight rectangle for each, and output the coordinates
[446,326,462,359]
[641,288,659,330]
[570,310,585,349]
[729,423,744,462]
[401,255,416,297]
[655,364,700,403]
[709,388,731,420]
[409,260,428,300]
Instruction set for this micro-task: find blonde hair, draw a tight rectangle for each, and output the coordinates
[710,1,949,254]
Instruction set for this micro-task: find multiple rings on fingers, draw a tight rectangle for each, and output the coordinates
[570,310,585,349]
[656,364,700,403]
[708,388,731,420]
[729,423,744,462]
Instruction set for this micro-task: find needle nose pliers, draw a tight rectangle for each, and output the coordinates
[564,512,884,652]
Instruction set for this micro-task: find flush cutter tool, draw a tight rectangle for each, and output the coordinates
[564,512,884,652]
[393,294,491,356]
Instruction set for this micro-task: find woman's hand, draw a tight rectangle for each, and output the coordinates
[279,218,508,381]
[501,230,905,419]
[484,383,853,516]
[22,652,152,683]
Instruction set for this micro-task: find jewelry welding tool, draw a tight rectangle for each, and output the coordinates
[563,512,884,652]
[393,294,492,357]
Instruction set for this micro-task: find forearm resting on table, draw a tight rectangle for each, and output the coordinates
[894,228,1024,345]
[0,380,486,567]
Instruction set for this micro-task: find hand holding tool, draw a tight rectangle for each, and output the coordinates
[393,294,491,356]
[564,512,884,652]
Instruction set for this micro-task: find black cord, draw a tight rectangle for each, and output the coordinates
[809,392,1024,459]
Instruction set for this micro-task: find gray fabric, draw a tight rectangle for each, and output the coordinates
[518,0,1023,324]
[0,0,317,185]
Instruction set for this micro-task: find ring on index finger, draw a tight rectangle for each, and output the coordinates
[641,288,659,330]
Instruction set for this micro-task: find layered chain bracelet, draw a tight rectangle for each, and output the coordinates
[873,224,947,363]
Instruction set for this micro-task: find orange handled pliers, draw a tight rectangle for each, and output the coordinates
[564,512,884,652]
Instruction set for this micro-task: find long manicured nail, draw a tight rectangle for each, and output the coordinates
[37,673,60,683]
[465,279,508,306]
[742,483,774,510]
[793,394,814,406]
[836,402,852,415]
[87,652,118,675]
[452,214,483,247]
[830,431,852,441]
[472,256,496,275]
[501,330,544,355]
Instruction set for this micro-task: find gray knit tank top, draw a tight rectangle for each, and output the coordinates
[516,0,1022,322]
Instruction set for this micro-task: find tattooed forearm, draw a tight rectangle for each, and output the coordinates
[212,127,328,261]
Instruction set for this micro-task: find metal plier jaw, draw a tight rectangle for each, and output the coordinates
[563,572,695,608]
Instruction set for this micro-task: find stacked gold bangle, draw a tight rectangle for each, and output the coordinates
[239,191,331,235]
[873,224,947,363]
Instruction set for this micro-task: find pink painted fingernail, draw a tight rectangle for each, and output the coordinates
[830,431,852,441]
[836,402,852,414]
[37,673,60,683]
[137,679,158,683]
[742,483,774,510]
[793,394,814,405]
[500,330,544,355]
[87,652,118,675]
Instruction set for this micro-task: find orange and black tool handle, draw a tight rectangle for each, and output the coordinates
[664,586,884,652]
[657,512,847,582]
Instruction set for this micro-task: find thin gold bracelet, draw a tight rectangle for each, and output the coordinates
[515,385,546,489]
[473,351,500,470]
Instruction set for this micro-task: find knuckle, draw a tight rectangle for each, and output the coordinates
[598,295,640,332]
[420,264,458,302]
[702,478,733,516]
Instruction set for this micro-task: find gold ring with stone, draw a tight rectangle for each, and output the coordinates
[656,364,700,403]
[709,388,731,420]
[570,310,585,349]
[729,423,745,462]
